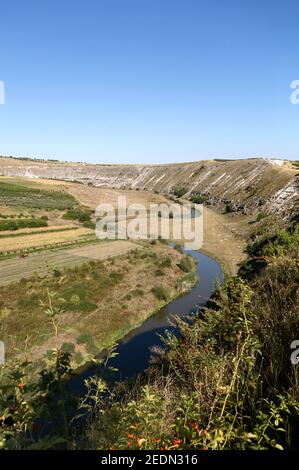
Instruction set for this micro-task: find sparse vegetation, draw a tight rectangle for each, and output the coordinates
[190,194,207,204]
[63,207,92,223]
[0,181,76,210]
[0,217,48,231]
[177,254,194,273]
[151,285,169,301]
[246,225,299,257]
[172,187,187,198]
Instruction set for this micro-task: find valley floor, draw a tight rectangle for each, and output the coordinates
[202,207,248,275]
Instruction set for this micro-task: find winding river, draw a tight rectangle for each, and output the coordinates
[71,248,223,395]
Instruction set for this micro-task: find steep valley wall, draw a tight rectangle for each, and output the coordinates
[0,157,298,220]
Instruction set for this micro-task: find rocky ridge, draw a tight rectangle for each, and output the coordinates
[0,156,298,220]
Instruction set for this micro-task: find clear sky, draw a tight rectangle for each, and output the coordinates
[0,0,298,164]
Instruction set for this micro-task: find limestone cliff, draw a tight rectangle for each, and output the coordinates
[0,156,298,220]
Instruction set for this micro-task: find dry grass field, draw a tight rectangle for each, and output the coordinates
[0,242,196,363]
[0,226,93,253]
[0,175,169,210]
[0,240,136,286]
[0,223,77,237]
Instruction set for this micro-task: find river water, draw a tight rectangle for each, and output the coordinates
[71,248,223,395]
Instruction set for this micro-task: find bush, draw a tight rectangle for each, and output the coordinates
[256,212,267,222]
[123,293,132,301]
[63,207,90,221]
[177,255,194,273]
[0,218,48,231]
[173,187,187,198]
[160,256,172,268]
[190,194,207,204]
[151,286,169,301]
[246,225,299,257]
[82,220,95,229]
[130,288,144,297]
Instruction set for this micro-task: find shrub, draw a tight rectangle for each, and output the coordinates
[190,194,207,204]
[82,220,95,229]
[130,288,144,297]
[53,269,62,278]
[0,218,48,231]
[63,207,92,224]
[177,255,194,273]
[173,187,187,198]
[151,286,169,301]
[246,225,299,257]
[225,203,234,213]
[123,293,132,301]
[160,256,172,268]
[256,211,267,222]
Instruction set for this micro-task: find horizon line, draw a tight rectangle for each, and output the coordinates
[0,154,292,167]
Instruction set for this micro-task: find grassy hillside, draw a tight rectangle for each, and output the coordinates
[0,157,298,221]
[0,181,76,210]
[76,222,298,450]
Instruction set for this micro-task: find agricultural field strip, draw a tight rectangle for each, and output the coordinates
[0,224,77,237]
[0,227,93,252]
[0,240,137,286]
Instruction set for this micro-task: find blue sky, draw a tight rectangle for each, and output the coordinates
[0,0,298,163]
